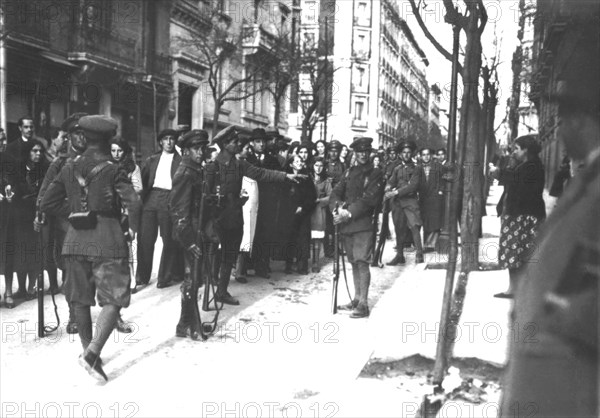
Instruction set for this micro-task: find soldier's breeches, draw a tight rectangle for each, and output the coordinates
[64,256,131,308]
[341,230,375,264]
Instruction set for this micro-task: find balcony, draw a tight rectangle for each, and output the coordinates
[147,53,172,82]
[4,5,51,48]
[68,25,137,71]
[242,24,279,55]
[352,118,368,129]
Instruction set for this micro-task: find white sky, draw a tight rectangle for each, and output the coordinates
[397,0,521,130]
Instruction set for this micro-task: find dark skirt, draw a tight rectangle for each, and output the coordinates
[499,214,541,270]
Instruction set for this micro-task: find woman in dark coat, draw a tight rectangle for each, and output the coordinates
[489,134,546,298]
[310,156,331,272]
[12,139,49,300]
[281,154,317,275]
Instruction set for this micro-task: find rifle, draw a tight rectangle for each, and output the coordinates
[35,209,59,338]
[372,200,390,268]
[198,182,223,336]
[331,203,340,314]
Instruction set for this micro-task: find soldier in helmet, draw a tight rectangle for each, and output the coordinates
[324,140,346,257]
[330,137,384,318]
[41,115,142,382]
[168,130,210,340]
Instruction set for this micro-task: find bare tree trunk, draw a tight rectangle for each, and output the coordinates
[212,101,221,138]
[444,2,486,361]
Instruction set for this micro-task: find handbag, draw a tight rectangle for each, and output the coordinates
[68,160,112,230]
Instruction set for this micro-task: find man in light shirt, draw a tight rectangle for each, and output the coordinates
[136,129,183,290]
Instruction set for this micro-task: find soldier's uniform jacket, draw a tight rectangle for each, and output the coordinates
[329,162,384,234]
[169,157,204,250]
[206,148,287,230]
[326,160,346,188]
[40,147,142,259]
[387,160,423,208]
[384,158,400,180]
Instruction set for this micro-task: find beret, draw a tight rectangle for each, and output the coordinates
[327,140,343,150]
[350,137,373,152]
[60,112,89,133]
[250,128,267,141]
[181,129,209,148]
[212,125,238,147]
[78,115,117,141]
[157,128,177,143]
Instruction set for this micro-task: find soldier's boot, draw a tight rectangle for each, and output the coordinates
[311,240,321,273]
[340,263,360,311]
[235,254,248,284]
[176,285,203,340]
[297,258,309,275]
[351,262,371,319]
[216,264,239,305]
[66,302,78,334]
[411,226,425,264]
[387,253,406,266]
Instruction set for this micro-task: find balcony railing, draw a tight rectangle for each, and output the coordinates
[149,53,172,80]
[69,25,137,69]
[242,24,278,55]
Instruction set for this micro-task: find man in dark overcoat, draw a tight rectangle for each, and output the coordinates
[417,148,445,251]
[385,141,424,265]
[330,137,384,318]
[41,115,142,383]
[207,126,304,305]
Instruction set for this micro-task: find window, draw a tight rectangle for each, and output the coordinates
[354,101,364,120]
[303,1,317,23]
[357,67,365,87]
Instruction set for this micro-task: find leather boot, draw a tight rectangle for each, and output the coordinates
[351,262,371,319]
[411,226,424,263]
[235,253,247,283]
[387,253,406,265]
[216,264,239,305]
[66,302,78,334]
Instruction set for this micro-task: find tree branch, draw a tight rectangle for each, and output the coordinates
[477,0,488,34]
[409,0,454,63]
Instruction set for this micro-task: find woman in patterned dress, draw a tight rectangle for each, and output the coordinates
[489,134,546,298]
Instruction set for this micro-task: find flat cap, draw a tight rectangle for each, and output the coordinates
[78,115,117,141]
[350,137,373,152]
[327,140,343,151]
[212,125,238,147]
[157,128,177,143]
[176,124,191,133]
[181,129,209,148]
[250,128,267,141]
[60,112,89,133]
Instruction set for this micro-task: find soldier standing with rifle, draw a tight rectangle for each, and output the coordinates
[385,141,425,265]
[207,126,305,306]
[330,137,384,319]
[168,130,210,340]
[41,115,141,383]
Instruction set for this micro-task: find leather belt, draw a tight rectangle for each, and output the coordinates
[151,187,171,192]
